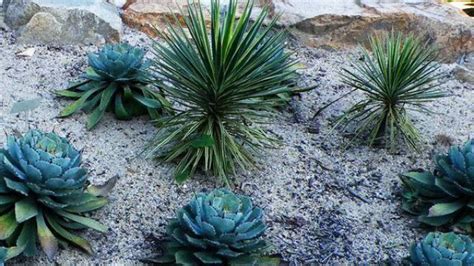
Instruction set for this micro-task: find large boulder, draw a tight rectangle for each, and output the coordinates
[122,0,473,62]
[3,0,122,45]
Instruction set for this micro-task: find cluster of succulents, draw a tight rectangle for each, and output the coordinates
[151,189,278,265]
[0,130,114,262]
[401,139,474,231]
[408,232,474,265]
[57,43,169,130]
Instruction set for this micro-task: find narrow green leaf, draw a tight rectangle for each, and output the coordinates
[132,93,162,109]
[59,87,100,117]
[55,89,84,98]
[17,220,37,257]
[64,198,108,213]
[36,211,58,260]
[45,214,93,254]
[55,210,107,233]
[191,135,215,148]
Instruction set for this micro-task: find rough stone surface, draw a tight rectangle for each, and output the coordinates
[122,0,473,62]
[3,0,122,45]
[454,52,474,84]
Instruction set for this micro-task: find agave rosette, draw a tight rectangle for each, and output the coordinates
[0,130,115,262]
[401,139,474,231]
[409,232,474,265]
[154,189,278,265]
[57,43,169,130]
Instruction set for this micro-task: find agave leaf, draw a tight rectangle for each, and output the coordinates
[4,178,29,196]
[0,195,19,205]
[114,94,131,120]
[175,250,196,265]
[59,87,101,117]
[37,196,69,209]
[0,246,24,262]
[45,213,93,254]
[36,211,58,260]
[55,210,108,233]
[86,105,107,130]
[0,210,18,240]
[427,201,464,217]
[16,220,37,257]
[63,198,108,213]
[14,198,38,223]
[132,93,162,109]
[55,89,85,98]
[194,251,223,264]
[418,214,454,226]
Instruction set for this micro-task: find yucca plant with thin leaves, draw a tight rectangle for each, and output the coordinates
[147,0,298,185]
[337,33,444,151]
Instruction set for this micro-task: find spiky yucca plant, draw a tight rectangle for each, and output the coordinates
[338,33,444,151]
[147,0,298,185]
[152,189,278,265]
[401,139,474,231]
[57,43,169,130]
[408,232,474,265]
[0,130,115,262]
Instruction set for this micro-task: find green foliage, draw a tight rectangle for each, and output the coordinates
[57,43,170,130]
[152,189,278,265]
[338,33,444,151]
[0,130,115,262]
[146,0,298,185]
[401,139,474,231]
[408,232,474,265]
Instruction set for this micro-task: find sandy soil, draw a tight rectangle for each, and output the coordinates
[0,23,473,265]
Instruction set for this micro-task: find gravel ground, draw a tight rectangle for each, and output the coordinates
[0,22,473,265]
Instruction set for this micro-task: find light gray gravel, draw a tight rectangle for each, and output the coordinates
[0,24,473,265]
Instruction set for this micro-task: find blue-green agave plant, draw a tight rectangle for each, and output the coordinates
[409,232,474,265]
[401,139,474,231]
[0,130,116,262]
[57,43,170,130]
[152,189,279,265]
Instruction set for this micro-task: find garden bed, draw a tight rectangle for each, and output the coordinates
[1,25,473,264]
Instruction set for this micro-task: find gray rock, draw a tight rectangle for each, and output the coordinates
[4,0,122,45]
[453,52,474,85]
[454,65,474,85]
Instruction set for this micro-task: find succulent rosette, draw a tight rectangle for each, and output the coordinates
[57,43,169,130]
[154,189,278,265]
[409,232,474,265]
[401,139,474,231]
[0,130,115,262]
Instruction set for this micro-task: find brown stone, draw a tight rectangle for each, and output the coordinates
[122,0,473,62]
